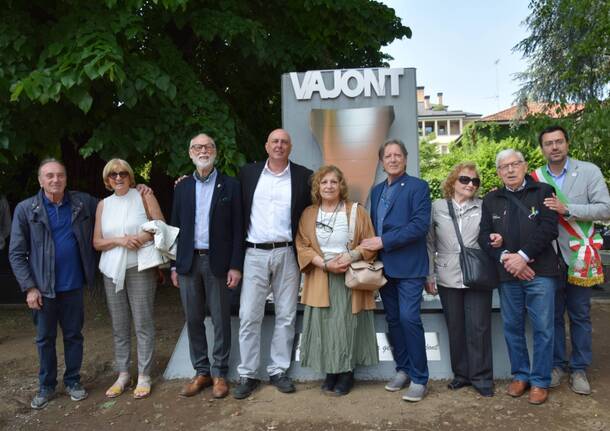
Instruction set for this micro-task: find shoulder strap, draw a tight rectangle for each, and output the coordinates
[140,192,152,221]
[348,202,358,243]
[446,200,465,250]
[503,189,533,218]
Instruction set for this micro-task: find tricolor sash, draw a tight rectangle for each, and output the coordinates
[531,168,604,287]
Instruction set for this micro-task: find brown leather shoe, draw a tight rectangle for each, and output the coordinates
[179,375,213,397]
[212,377,229,399]
[506,380,529,397]
[528,386,548,405]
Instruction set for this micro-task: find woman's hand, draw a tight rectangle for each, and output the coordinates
[325,256,350,274]
[120,235,143,250]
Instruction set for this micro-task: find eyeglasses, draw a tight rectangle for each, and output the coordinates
[457,176,481,187]
[190,144,215,153]
[315,221,333,233]
[107,171,129,180]
[497,161,524,172]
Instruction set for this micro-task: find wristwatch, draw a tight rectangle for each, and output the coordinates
[564,210,571,218]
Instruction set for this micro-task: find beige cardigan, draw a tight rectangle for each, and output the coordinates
[295,202,377,314]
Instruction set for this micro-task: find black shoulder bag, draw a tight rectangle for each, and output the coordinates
[446,200,498,290]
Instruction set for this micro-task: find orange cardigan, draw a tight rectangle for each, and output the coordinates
[295,202,377,314]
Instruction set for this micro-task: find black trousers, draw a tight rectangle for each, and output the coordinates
[438,285,493,390]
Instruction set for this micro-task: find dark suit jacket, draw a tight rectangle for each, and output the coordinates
[238,161,312,248]
[171,172,244,277]
[370,174,431,279]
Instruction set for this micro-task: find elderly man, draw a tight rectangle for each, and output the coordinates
[233,129,312,399]
[479,149,559,405]
[171,134,244,399]
[362,139,431,402]
[531,125,610,395]
[9,159,98,409]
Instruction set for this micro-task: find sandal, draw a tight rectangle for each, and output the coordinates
[134,375,152,399]
[105,373,131,398]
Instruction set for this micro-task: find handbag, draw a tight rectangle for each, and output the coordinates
[344,203,387,291]
[446,200,498,290]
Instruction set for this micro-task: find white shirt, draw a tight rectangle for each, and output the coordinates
[316,209,348,260]
[247,161,292,243]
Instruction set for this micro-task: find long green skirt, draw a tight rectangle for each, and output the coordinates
[300,272,378,374]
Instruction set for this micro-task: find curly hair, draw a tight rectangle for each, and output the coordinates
[310,165,349,206]
[442,162,479,199]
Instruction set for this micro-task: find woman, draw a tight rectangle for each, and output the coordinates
[295,165,378,396]
[93,158,164,399]
[426,162,499,397]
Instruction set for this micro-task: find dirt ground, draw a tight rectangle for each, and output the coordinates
[1,286,609,431]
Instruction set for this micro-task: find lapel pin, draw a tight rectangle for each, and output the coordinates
[400,183,405,186]
[217,184,222,188]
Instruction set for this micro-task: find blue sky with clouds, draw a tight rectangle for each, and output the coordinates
[381,0,532,116]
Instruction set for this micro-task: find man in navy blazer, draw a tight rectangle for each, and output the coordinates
[362,139,431,402]
[170,134,244,399]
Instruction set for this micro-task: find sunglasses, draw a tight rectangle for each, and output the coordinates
[458,175,480,187]
[107,171,129,180]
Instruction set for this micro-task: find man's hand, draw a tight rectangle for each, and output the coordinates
[26,288,43,310]
[171,270,179,288]
[515,265,536,281]
[360,236,383,251]
[425,280,438,295]
[135,183,153,196]
[227,269,242,289]
[543,193,568,215]
[502,253,528,276]
[489,233,503,248]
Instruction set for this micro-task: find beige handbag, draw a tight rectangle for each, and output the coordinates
[344,203,387,291]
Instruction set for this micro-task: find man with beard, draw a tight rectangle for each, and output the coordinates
[170,133,244,399]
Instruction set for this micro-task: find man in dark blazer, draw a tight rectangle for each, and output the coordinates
[170,133,244,399]
[233,129,312,399]
[362,139,431,402]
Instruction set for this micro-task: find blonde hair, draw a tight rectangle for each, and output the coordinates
[310,165,349,206]
[102,158,136,191]
[442,162,479,199]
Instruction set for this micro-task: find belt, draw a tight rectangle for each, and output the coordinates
[194,249,209,255]
[245,241,293,250]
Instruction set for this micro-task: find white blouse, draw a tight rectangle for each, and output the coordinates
[316,208,349,261]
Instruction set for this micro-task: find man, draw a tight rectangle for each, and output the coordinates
[362,139,431,402]
[171,134,244,399]
[532,125,610,395]
[233,129,312,399]
[479,149,559,405]
[9,159,97,409]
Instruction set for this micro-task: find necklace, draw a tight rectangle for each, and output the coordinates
[316,201,342,244]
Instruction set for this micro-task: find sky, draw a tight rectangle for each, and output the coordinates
[381,0,532,116]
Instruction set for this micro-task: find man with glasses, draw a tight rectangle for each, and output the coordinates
[171,133,244,399]
[479,149,559,405]
[233,129,312,399]
[531,125,610,395]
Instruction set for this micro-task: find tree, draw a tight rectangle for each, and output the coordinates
[0,0,411,204]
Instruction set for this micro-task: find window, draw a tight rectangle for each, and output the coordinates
[437,120,448,136]
[424,121,434,135]
[450,120,460,135]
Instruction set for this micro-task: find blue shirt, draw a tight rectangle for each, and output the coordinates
[376,173,407,236]
[193,169,217,249]
[43,194,84,292]
[545,158,570,190]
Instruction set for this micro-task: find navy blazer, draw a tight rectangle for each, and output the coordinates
[171,172,244,276]
[238,161,312,247]
[370,174,431,279]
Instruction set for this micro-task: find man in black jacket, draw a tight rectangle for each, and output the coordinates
[233,129,312,399]
[479,149,559,405]
[170,133,244,399]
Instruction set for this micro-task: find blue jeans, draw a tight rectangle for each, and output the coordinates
[33,288,84,391]
[380,277,429,385]
[554,279,592,371]
[499,276,556,388]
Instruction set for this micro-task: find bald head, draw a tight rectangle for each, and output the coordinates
[265,129,292,166]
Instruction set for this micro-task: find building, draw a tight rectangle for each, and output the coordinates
[417,86,481,154]
[478,102,584,125]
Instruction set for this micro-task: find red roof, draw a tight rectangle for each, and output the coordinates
[480,102,584,122]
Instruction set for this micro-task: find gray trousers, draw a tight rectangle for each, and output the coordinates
[104,267,156,375]
[178,254,231,377]
[237,247,300,378]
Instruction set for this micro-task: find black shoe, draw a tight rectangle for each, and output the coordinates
[321,373,338,393]
[232,377,260,399]
[333,371,354,396]
[447,379,471,390]
[269,373,296,393]
[475,386,494,397]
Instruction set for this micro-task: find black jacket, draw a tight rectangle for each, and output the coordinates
[478,176,559,281]
[171,172,244,276]
[238,161,312,248]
